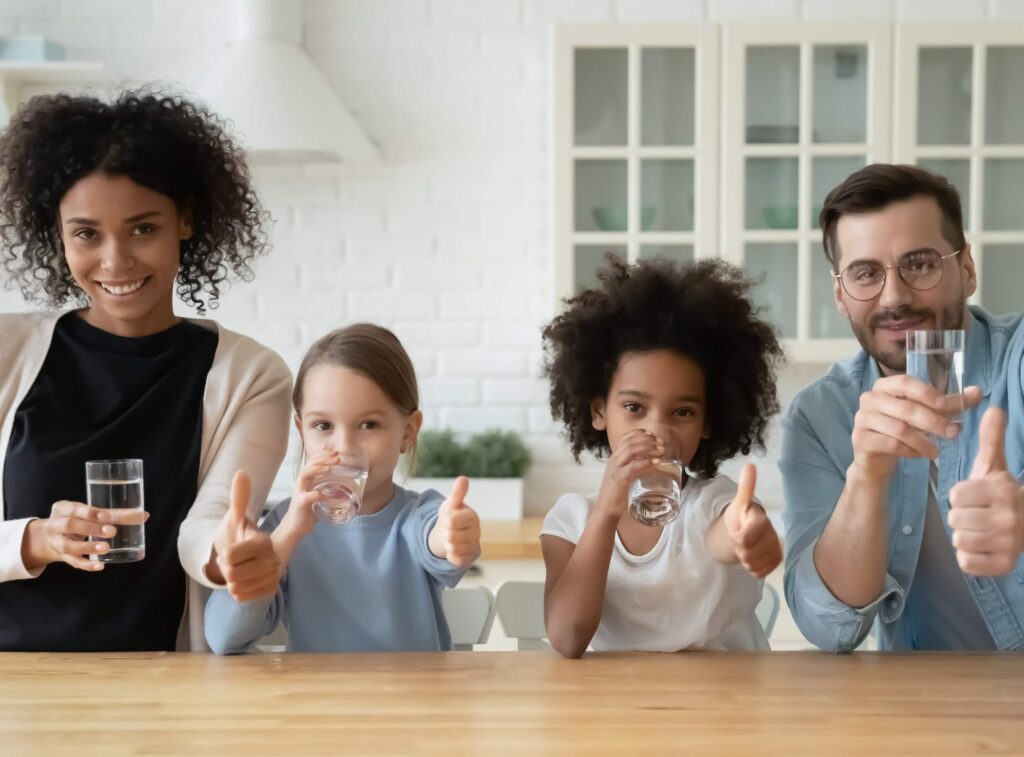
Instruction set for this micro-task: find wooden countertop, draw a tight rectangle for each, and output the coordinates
[3,651,1022,754]
[480,516,543,559]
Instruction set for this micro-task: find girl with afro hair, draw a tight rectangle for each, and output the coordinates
[540,257,785,656]
[0,91,291,652]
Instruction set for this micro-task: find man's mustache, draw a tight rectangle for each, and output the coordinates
[869,307,933,328]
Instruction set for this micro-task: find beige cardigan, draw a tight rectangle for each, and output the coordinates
[0,311,292,651]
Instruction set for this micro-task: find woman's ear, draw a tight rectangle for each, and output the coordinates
[402,410,424,453]
[590,397,607,431]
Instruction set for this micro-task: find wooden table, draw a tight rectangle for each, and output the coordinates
[479,516,543,559]
[3,652,1022,755]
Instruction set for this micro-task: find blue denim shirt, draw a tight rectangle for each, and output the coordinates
[780,307,1024,652]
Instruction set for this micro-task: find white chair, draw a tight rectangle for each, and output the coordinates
[442,586,497,651]
[495,580,550,651]
[756,583,780,638]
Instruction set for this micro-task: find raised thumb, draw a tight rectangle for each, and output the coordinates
[445,475,469,510]
[971,407,1008,478]
[730,464,757,526]
[228,470,253,526]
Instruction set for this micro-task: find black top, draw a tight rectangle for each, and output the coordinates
[0,313,218,651]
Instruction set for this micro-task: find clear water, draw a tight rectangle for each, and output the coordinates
[313,465,369,524]
[87,479,145,563]
[906,347,964,427]
[628,460,684,526]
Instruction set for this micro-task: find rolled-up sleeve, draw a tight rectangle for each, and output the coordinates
[780,407,904,653]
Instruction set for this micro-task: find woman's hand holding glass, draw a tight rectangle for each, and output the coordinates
[21,501,149,572]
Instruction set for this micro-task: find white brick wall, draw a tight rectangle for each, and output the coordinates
[0,0,1009,513]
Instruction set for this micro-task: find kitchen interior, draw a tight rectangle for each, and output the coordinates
[1,0,1022,659]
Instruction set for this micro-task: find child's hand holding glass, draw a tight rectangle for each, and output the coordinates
[594,429,663,524]
[428,476,481,568]
[282,449,341,536]
[722,464,782,579]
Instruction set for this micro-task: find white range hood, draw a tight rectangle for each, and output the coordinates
[200,0,378,164]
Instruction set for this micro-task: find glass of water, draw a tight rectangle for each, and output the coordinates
[312,444,369,525]
[85,459,146,563]
[628,424,684,526]
[906,330,966,429]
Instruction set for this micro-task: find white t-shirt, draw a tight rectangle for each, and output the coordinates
[542,474,769,652]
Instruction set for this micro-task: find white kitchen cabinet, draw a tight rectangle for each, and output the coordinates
[895,24,1024,317]
[721,22,891,363]
[553,25,719,301]
[553,22,1024,363]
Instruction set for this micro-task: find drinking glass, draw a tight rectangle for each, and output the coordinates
[312,445,369,525]
[86,459,146,563]
[906,329,965,429]
[628,424,684,526]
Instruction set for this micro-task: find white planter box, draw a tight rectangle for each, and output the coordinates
[403,477,524,521]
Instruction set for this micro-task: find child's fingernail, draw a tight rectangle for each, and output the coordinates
[103,526,116,535]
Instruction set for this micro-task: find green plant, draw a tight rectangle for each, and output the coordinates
[462,429,531,478]
[412,428,531,478]
[414,430,465,477]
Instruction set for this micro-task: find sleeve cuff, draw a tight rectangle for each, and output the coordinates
[0,518,45,582]
[420,514,468,585]
[793,540,905,623]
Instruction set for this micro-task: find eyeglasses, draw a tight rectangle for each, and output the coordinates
[833,248,963,302]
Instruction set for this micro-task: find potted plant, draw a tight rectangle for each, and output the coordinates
[403,429,531,521]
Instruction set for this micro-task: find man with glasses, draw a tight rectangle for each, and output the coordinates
[781,164,1024,652]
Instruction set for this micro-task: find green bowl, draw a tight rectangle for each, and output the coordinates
[592,206,657,231]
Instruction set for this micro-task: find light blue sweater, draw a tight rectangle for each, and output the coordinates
[204,485,466,654]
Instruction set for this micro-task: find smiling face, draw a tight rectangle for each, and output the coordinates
[295,365,423,514]
[590,349,709,471]
[59,172,192,337]
[832,195,976,375]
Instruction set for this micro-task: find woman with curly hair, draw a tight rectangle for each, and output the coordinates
[0,91,291,651]
[540,257,786,657]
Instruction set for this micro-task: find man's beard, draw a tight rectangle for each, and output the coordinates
[849,300,965,374]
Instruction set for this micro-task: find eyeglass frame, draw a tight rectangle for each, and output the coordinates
[831,248,964,302]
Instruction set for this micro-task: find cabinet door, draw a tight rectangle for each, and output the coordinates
[722,23,891,361]
[896,24,1024,316]
[554,25,718,300]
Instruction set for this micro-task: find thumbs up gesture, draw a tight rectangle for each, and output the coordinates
[724,464,783,579]
[428,476,481,569]
[209,471,281,602]
[948,408,1024,576]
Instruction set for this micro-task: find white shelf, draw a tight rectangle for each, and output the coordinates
[0,60,103,81]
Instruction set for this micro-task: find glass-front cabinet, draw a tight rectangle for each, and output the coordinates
[895,24,1024,317]
[554,22,1024,363]
[554,26,719,301]
[720,23,891,361]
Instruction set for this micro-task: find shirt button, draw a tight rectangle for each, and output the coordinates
[902,524,913,535]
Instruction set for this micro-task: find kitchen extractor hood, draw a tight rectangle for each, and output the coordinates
[199,0,379,164]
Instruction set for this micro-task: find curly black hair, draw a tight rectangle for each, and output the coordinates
[542,256,784,478]
[0,89,269,313]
